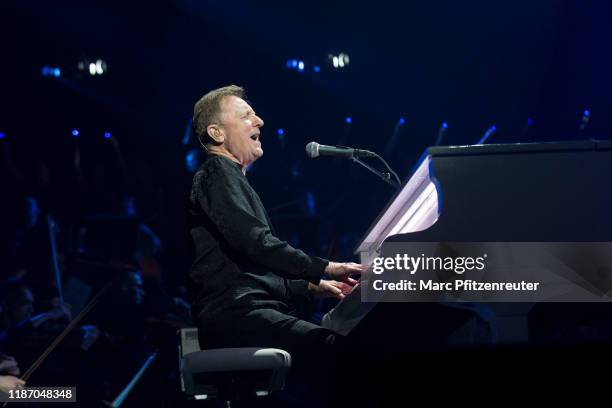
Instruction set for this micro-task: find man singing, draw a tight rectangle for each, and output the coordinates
[188,85,366,357]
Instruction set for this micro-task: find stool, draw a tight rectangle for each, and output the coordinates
[178,328,291,405]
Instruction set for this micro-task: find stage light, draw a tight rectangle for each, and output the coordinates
[345,117,352,124]
[329,53,350,69]
[399,117,406,125]
[527,118,533,126]
[71,129,79,137]
[0,132,5,140]
[442,122,448,129]
[313,65,321,73]
[185,148,200,172]
[583,109,590,117]
[82,59,107,76]
[305,191,316,216]
[477,125,497,144]
[41,66,61,78]
[104,132,112,139]
[95,60,104,75]
[277,129,284,136]
[297,61,304,71]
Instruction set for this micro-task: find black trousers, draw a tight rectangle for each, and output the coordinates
[197,307,341,356]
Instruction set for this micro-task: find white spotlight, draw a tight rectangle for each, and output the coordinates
[95,60,104,75]
[89,63,97,75]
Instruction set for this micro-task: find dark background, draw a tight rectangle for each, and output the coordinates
[1,0,611,285]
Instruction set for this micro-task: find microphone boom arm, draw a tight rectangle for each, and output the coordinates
[351,153,401,189]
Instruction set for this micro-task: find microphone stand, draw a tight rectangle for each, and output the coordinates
[351,153,401,189]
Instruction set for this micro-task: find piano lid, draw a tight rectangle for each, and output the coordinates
[354,152,440,255]
[354,140,612,255]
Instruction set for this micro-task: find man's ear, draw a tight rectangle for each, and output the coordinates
[206,124,224,144]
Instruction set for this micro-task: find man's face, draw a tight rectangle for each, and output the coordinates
[217,96,264,167]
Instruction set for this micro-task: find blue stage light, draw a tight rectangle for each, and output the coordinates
[185,148,199,172]
[527,118,533,126]
[71,129,79,137]
[305,191,316,215]
[104,132,112,139]
[0,132,5,140]
[298,61,304,71]
[345,117,352,124]
[41,66,61,77]
[399,117,406,125]
[277,129,284,136]
[442,122,448,129]
[583,109,590,117]
[291,59,298,68]
[313,65,321,73]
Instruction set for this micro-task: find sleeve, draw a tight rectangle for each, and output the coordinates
[285,279,313,304]
[194,159,327,284]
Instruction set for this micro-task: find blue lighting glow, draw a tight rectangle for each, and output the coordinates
[291,165,300,177]
[0,132,5,140]
[305,191,316,216]
[345,117,352,124]
[313,65,321,73]
[291,59,298,68]
[71,129,79,137]
[41,66,61,78]
[442,122,448,129]
[104,132,112,139]
[490,125,497,132]
[277,129,284,136]
[399,117,406,125]
[298,61,304,71]
[527,118,533,126]
[583,109,590,117]
[185,149,199,172]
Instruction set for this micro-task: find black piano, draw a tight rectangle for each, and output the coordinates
[319,141,612,405]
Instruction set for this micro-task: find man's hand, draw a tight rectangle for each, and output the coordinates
[308,280,355,300]
[0,355,20,376]
[0,376,25,393]
[325,262,366,286]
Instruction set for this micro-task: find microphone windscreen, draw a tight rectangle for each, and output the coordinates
[305,142,319,158]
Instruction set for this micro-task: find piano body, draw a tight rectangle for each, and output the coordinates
[323,140,612,346]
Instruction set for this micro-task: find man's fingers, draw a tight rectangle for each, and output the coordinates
[345,277,359,286]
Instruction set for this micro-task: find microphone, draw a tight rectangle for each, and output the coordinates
[305,142,376,159]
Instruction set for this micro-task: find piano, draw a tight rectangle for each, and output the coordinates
[322,140,612,346]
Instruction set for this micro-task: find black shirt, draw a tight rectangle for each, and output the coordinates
[188,154,328,325]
